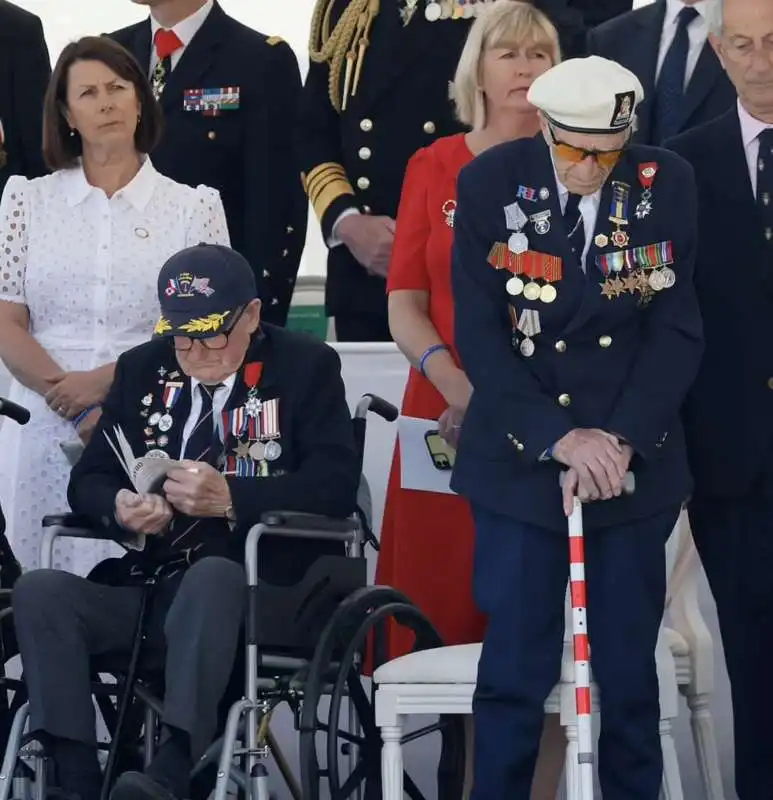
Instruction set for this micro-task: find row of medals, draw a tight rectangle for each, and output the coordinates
[504,229,557,304]
[404,0,493,23]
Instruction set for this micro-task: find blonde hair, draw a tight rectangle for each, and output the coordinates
[451,0,562,130]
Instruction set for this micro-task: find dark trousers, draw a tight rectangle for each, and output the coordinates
[333,311,391,343]
[470,505,678,800]
[689,490,773,800]
[12,557,245,761]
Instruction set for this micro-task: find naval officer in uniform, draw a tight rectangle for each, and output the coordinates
[449,56,704,798]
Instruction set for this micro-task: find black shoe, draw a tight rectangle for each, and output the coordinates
[109,772,180,800]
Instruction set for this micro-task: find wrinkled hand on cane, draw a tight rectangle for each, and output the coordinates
[559,470,635,800]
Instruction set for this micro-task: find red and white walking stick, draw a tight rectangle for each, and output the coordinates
[561,471,635,799]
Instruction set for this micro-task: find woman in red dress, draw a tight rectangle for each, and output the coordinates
[378,2,565,796]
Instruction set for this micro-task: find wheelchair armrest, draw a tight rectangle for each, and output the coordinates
[259,511,358,534]
[42,513,95,529]
[245,512,361,585]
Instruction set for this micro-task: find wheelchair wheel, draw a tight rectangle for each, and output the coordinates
[299,586,465,800]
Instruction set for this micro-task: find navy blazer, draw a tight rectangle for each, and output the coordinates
[450,136,704,532]
[0,1,50,195]
[68,325,359,584]
[587,0,735,145]
[111,3,308,327]
[668,107,773,499]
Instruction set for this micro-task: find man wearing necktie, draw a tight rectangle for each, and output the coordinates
[587,0,735,144]
[111,1,309,328]
[451,55,703,798]
[668,0,773,794]
[10,244,359,800]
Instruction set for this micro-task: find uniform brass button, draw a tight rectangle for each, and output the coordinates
[362,205,372,214]
[356,177,370,190]
[767,377,773,390]
[555,340,566,353]
[360,118,373,132]
[423,121,436,134]
[599,335,612,348]
[358,146,372,160]
[516,442,525,452]
[207,131,216,140]
[558,393,571,407]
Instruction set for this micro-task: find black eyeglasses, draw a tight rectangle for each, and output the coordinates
[173,306,246,352]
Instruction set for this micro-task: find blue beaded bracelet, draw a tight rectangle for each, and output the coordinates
[419,343,449,377]
[72,404,100,428]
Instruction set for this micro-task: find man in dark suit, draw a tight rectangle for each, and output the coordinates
[11,244,359,800]
[0,0,50,195]
[667,0,773,795]
[451,56,703,798]
[587,0,735,144]
[111,1,308,327]
[297,0,585,342]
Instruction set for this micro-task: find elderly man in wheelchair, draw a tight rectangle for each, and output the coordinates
[9,243,362,800]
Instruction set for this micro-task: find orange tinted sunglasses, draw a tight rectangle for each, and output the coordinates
[548,125,627,170]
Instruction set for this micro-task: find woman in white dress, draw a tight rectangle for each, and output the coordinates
[0,37,230,575]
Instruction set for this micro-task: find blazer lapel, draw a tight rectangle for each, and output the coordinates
[628,1,666,144]
[159,2,228,114]
[679,42,723,131]
[128,20,152,76]
[562,176,620,334]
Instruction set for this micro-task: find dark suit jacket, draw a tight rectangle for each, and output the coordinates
[587,0,735,145]
[297,0,585,323]
[0,1,50,195]
[668,108,773,499]
[68,324,359,584]
[450,136,704,532]
[110,3,308,327]
[569,0,633,31]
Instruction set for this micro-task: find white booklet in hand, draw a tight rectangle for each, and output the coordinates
[103,425,182,495]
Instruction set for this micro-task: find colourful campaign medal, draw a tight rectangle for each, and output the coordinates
[608,181,631,248]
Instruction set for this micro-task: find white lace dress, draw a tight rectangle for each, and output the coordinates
[0,158,229,574]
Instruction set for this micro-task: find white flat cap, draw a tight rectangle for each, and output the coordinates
[527,56,645,134]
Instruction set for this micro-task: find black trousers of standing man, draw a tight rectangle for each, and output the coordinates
[12,557,245,797]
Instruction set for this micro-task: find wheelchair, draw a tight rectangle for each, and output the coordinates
[0,394,466,800]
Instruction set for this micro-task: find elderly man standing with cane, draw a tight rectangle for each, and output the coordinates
[449,56,704,799]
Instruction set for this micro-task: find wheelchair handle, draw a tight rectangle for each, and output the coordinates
[354,393,398,422]
[0,397,30,425]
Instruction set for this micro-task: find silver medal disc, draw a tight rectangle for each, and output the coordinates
[648,269,667,291]
[425,1,441,21]
[506,276,524,296]
[145,449,169,460]
[249,441,266,461]
[660,267,676,288]
[149,412,161,426]
[519,338,535,357]
[264,440,282,462]
[158,414,173,432]
[508,232,529,255]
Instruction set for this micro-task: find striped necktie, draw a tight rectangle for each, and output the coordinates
[184,383,223,465]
